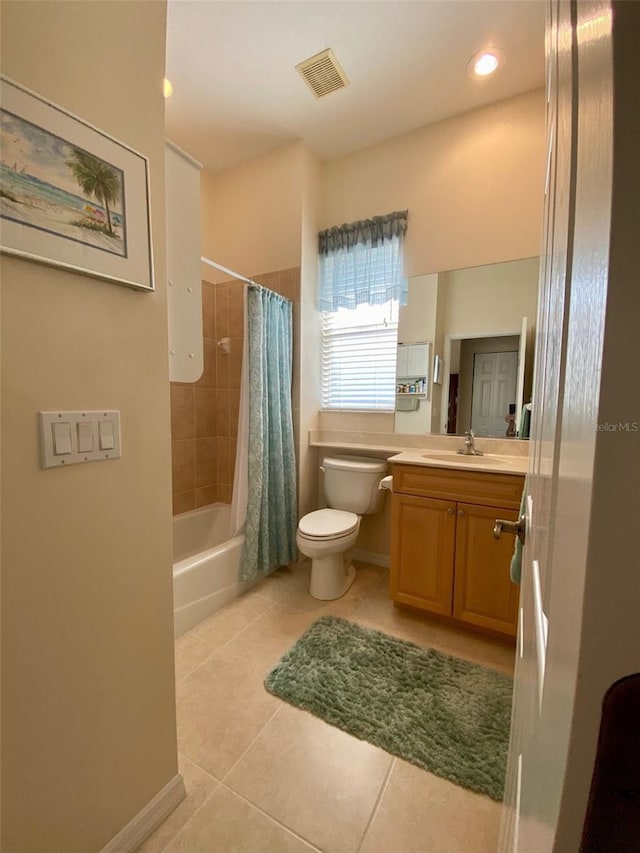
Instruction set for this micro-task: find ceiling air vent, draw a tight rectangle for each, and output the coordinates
[295,49,350,99]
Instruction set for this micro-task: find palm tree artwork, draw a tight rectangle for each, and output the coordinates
[66,148,121,236]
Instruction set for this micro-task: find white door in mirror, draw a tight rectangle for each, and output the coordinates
[39,411,121,468]
[470,351,518,436]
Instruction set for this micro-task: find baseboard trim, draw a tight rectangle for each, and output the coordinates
[100,773,186,853]
[353,549,390,569]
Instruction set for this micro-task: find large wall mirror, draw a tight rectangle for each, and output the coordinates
[394,257,539,438]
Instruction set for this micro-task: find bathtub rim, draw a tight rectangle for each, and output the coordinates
[172,501,238,564]
[172,505,246,637]
[173,531,244,577]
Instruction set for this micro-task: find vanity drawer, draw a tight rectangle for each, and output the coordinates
[391,463,524,509]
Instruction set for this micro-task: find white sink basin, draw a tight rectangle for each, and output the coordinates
[422,453,505,466]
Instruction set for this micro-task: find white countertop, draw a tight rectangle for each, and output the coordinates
[308,429,530,475]
[388,449,529,476]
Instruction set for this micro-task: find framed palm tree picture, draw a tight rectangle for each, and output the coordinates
[0,76,153,291]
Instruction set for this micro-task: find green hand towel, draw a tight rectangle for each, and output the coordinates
[510,490,526,584]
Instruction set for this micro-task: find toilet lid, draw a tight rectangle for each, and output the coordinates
[299,509,359,540]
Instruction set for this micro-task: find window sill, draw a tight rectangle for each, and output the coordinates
[319,408,395,414]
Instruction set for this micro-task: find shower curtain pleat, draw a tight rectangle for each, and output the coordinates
[235,285,297,581]
[230,286,249,538]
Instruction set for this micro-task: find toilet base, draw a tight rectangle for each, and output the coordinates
[309,553,356,601]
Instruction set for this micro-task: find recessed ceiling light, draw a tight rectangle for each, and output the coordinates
[467,49,505,78]
[163,78,173,99]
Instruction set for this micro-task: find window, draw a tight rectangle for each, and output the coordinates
[317,210,408,411]
[321,299,399,411]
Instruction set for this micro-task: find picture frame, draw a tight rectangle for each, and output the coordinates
[0,76,154,291]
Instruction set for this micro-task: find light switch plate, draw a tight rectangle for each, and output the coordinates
[39,411,121,469]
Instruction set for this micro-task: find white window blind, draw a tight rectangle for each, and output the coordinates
[321,300,399,411]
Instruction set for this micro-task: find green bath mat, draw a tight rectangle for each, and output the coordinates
[265,615,512,801]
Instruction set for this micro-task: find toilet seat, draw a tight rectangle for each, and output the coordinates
[298,509,359,540]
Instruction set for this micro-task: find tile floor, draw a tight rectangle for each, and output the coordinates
[138,561,515,853]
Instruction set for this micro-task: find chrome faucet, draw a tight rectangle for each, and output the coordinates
[457,430,483,456]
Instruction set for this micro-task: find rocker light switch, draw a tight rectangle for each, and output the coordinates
[39,411,121,468]
[77,421,94,453]
[99,420,115,450]
[52,422,72,455]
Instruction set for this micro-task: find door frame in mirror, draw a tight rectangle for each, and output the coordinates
[442,325,523,436]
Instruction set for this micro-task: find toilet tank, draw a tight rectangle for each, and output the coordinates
[323,455,388,515]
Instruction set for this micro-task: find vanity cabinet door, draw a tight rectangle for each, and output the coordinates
[391,494,456,617]
[452,502,519,637]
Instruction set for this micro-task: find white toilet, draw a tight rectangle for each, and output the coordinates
[296,455,389,600]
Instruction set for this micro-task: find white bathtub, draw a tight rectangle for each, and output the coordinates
[173,503,248,637]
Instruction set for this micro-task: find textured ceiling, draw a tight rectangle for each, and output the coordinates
[166,0,545,174]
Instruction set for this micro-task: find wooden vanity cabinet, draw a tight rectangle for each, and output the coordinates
[452,502,520,636]
[390,463,524,638]
[392,494,456,617]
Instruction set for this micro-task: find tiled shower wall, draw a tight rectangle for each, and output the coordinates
[170,267,300,515]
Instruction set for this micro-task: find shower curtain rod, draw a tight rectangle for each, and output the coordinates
[201,256,259,287]
[200,256,291,302]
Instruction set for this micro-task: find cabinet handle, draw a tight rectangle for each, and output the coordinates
[458,509,464,517]
[447,507,454,515]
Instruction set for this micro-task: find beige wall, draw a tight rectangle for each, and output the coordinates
[357,498,393,563]
[439,256,540,337]
[1,3,177,852]
[398,274,439,344]
[322,90,545,278]
[200,141,306,282]
[319,409,396,433]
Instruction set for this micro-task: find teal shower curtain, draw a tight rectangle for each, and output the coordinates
[239,285,297,581]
